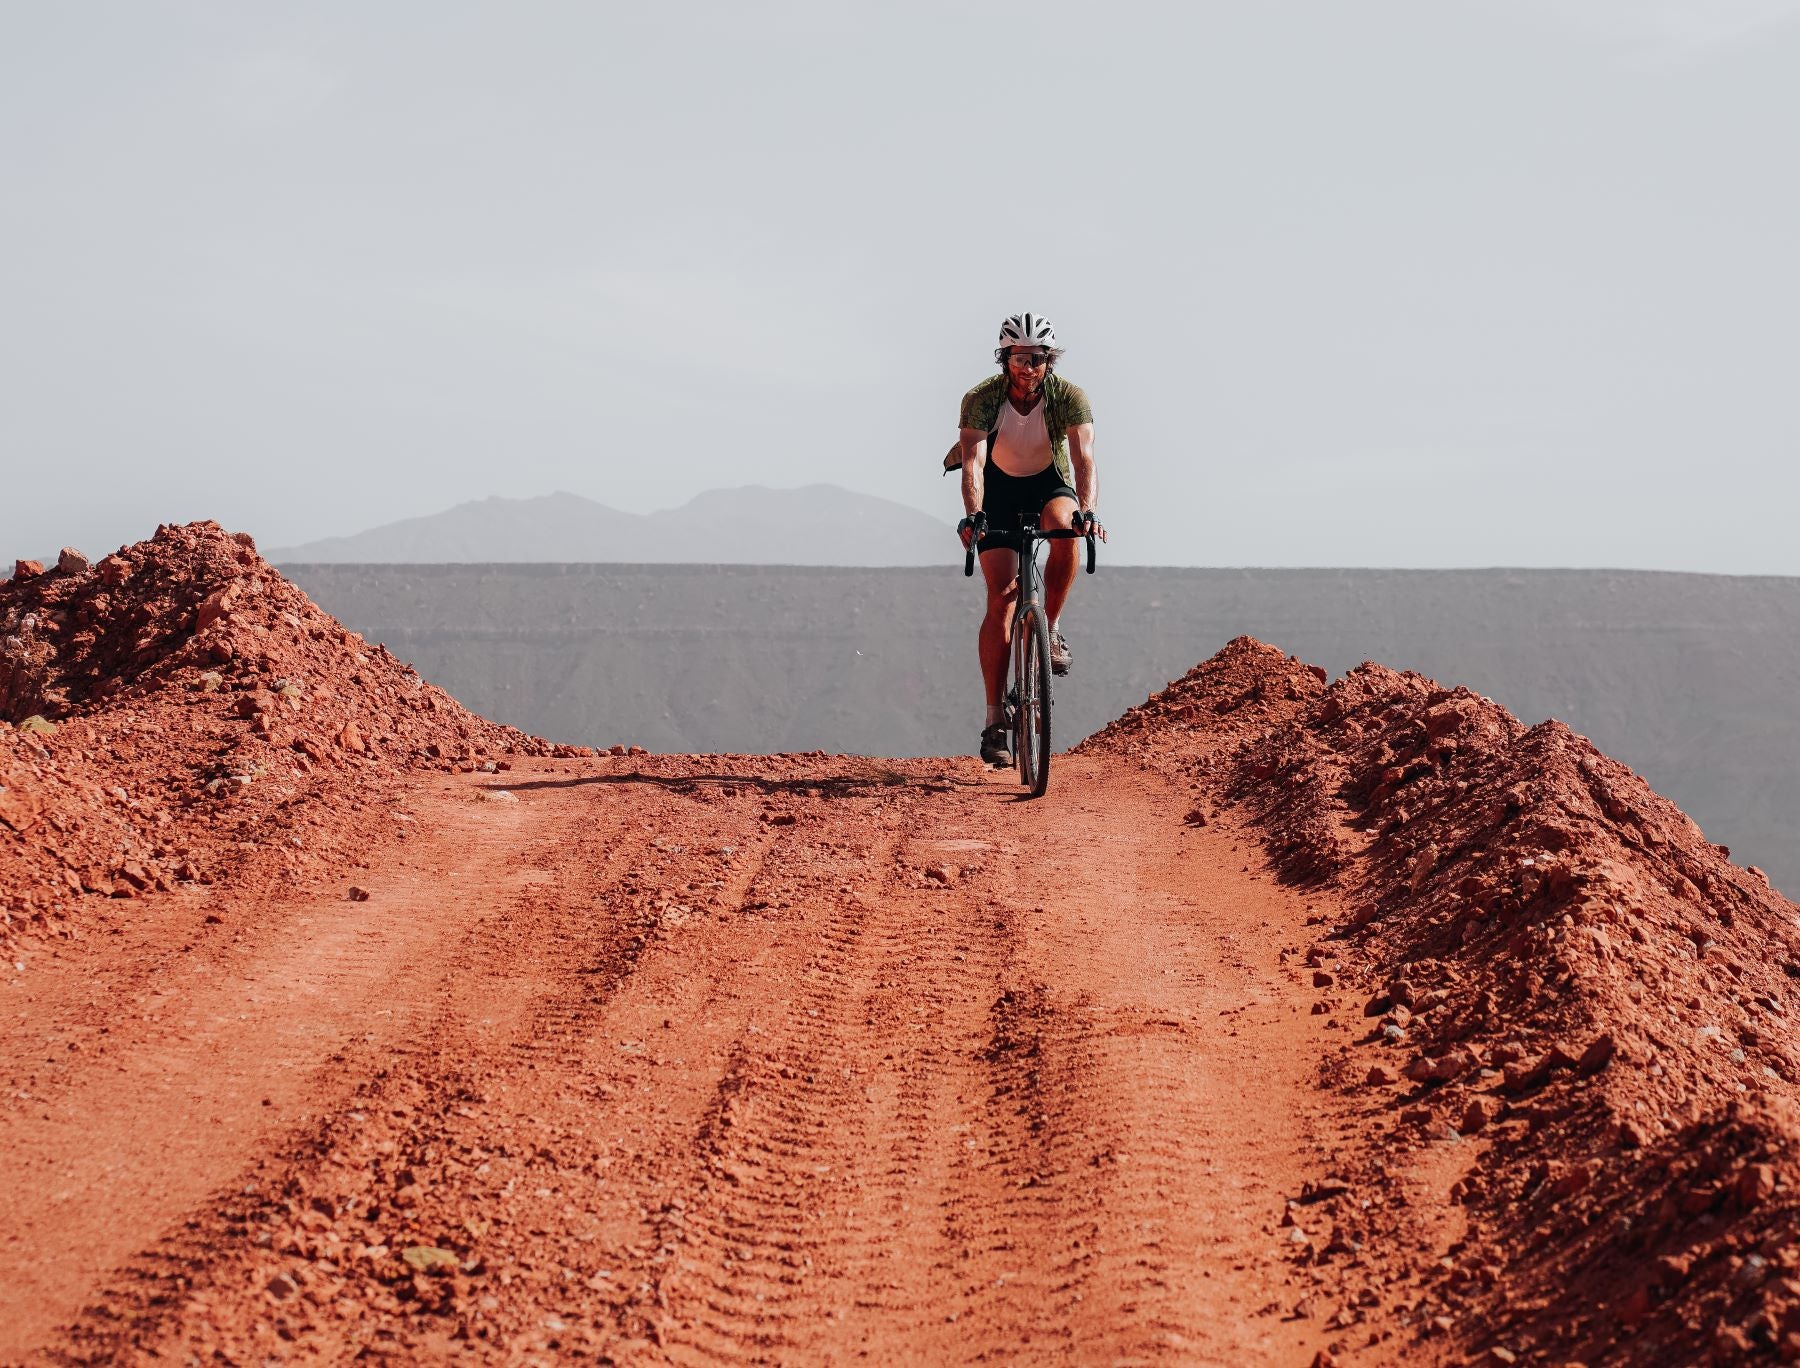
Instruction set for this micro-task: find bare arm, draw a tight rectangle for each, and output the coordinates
[1067,422,1097,511]
[959,427,988,518]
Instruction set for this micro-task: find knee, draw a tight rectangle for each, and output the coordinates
[1042,500,1077,531]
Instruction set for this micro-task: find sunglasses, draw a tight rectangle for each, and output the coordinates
[1006,352,1050,367]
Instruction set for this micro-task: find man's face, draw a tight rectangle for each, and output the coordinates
[1006,349,1050,387]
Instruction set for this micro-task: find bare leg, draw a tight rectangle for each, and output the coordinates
[1040,494,1080,626]
[978,548,1019,709]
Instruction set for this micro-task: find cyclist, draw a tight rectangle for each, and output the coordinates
[954,312,1101,767]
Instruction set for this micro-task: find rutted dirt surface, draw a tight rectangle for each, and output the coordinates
[7,529,1800,1365]
[6,752,1361,1364]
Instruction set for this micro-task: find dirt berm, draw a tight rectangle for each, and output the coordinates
[1085,638,1800,1364]
[2,525,1797,1365]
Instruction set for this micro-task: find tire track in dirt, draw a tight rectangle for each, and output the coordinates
[14,754,1362,1365]
[0,779,551,1357]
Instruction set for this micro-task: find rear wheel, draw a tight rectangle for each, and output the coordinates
[1015,605,1053,796]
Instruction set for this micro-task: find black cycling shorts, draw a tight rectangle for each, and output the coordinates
[978,461,1077,554]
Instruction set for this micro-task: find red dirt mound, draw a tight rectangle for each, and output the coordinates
[1,523,572,956]
[1089,636,1800,1365]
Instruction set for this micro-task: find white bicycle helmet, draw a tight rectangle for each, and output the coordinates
[997,312,1058,350]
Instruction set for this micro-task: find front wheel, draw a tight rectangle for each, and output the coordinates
[1015,606,1053,797]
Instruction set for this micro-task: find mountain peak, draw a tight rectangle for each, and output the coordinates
[268,485,949,565]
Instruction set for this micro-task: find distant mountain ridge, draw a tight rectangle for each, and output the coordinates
[267,486,951,565]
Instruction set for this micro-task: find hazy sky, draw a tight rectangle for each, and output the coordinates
[4,1,1797,569]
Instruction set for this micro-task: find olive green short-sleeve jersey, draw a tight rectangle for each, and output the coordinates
[954,373,1093,486]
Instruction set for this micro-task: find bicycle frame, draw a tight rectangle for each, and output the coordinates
[962,513,1097,795]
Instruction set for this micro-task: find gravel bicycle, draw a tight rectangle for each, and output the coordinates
[960,511,1098,797]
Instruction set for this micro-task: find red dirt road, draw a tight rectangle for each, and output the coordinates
[2,752,1372,1364]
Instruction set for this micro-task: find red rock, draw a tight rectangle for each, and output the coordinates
[1737,1163,1778,1209]
[925,864,958,886]
[56,548,89,574]
[12,559,44,580]
[1545,1041,1582,1072]
[1184,807,1209,826]
[1550,1163,1591,1198]
[1461,1096,1505,1132]
[195,587,235,630]
[338,720,365,754]
[1577,1033,1617,1074]
[1312,969,1336,988]
[1366,1064,1399,1086]
[1432,1049,1477,1082]
[0,787,42,833]
[347,886,370,902]
[1653,1252,1692,1286]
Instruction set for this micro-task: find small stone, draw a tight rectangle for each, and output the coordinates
[400,1245,460,1272]
[925,865,958,886]
[1489,1349,1518,1366]
[267,1272,299,1299]
[347,886,370,902]
[608,744,628,756]
[1184,807,1209,827]
[12,559,44,580]
[1366,1064,1399,1086]
[1737,1163,1778,1209]
[1577,1033,1617,1074]
[56,548,90,574]
[1431,1049,1477,1082]
[1312,969,1336,989]
[338,720,365,754]
[18,715,56,736]
[1461,1096,1505,1133]
[1550,1164,1591,1198]
[1653,1252,1691,1286]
